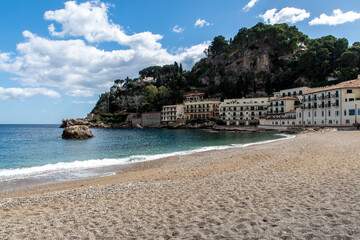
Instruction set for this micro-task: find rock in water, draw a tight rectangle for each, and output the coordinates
[62,125,94,139]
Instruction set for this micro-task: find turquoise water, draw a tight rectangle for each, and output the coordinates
[0,124,287,190]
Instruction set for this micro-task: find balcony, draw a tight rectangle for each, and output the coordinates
[332,103,339,107]
[332,94,339,98]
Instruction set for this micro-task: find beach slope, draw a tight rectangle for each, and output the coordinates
[1,130,359,239]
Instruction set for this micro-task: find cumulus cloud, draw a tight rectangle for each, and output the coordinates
[309,9,360,26]
[243,0,260,12]
[260,7,310,24]
[172,25,184,33]
[0,87,60,100]
[0,1,209,98]
[194,19,211,28]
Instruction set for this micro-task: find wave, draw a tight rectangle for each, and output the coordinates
[0,134,294,182]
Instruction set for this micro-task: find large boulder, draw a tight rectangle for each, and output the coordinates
[62,125,94,140]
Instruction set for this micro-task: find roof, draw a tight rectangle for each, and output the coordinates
[304,78,360,95]
[184,93,205,97]
[270,97,299,101]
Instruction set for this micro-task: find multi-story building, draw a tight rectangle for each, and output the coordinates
[161,104,184,123]
[260,96,301,126]
[219,98,269,125]
[184,93,220,120]
[297,76,360,126]
[274,87,312,98]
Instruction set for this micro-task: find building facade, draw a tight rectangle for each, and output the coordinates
[297,77,360,126]
[219,98,269,125]
[183,93,220,120]
[161,104,185,122]
[260,96,300,126]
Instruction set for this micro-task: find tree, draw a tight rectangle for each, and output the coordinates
[206,36,229,56]
[143,85,158,104]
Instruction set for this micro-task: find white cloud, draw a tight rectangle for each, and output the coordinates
[0,1,209,98]
[260,7,310,24]
[72,100,97,104]
[0,87,60,100]
[172,25,184,33]
[309,9,360,26]
[243,0,260,12]
[194,19,211,28]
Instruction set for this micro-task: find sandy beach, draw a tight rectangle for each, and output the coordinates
[0,130,359,239]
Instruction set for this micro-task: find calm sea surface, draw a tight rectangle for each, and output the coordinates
[0,124,287,191]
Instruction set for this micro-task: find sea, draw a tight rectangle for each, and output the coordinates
[0,124,290,192]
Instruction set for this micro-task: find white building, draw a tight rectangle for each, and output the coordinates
[161,104,185,123]
[260,96,301,126]
[297,76,360,126]
[274,87,312,98]
[219,98,269,125]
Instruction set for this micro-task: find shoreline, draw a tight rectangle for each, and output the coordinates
[1,130,359,239]
[0,132,292,197]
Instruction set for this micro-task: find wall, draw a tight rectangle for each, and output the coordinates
[131,117,142,126]
[141,112,161,127]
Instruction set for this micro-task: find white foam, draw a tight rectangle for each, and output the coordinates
[0,134,294,181]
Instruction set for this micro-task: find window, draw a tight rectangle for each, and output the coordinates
[329,120,333,124]
[336,111,339,116]
[299,90,303,95]
[299,113,302,117]
[234,107,237,111]
[358,109,360,115]
[322,111,324,117]
[349,109,355,116]
[308,112,311,117]
[314,111,317,117]
[344,110,347,116]
[328,110,331,116]
[346,120,350,124]
[347,89,353,93]
[349,98,355,102]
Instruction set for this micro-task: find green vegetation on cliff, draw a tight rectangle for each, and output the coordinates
[91,22,360,116]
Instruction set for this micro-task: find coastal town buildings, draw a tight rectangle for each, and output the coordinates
[259,96,301,126]
[161,104,185,122]
[219,98,269,125]
[297,76,360,126]
[183,93,221,120]
[274,87,312,98]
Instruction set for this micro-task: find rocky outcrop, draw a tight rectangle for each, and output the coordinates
[61,118,132,129]
[62,125,94,140]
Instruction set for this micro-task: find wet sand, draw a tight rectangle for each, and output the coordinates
[1,130,359,239]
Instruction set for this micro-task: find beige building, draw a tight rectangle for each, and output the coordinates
[184,93,220,120]
[219,98,269,125]
[260,96,300,126]
[161,104,184,122]
[297,76,360,126]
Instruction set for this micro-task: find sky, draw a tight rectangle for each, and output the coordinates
[1,0,360,124]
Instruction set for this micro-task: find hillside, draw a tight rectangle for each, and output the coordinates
[90,22,360,120]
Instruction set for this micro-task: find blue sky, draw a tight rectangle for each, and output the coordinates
[1,0,360,124]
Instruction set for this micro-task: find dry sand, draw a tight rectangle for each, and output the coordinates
[0,130,360,239]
